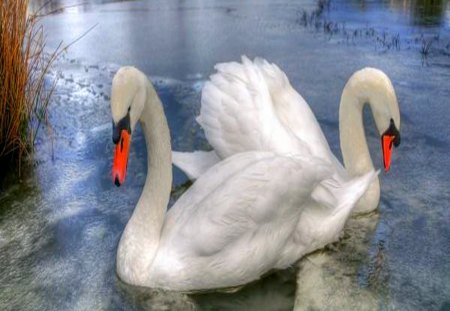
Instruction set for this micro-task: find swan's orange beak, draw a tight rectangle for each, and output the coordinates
[112,130,130,187]
[382,134,395,172]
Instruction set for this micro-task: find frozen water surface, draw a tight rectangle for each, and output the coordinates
[1,0,449,310]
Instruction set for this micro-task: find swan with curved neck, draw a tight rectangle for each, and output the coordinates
[172,56,401,214]
[338,68,400,212]
[111,68,172,282]
[110,66,377,290]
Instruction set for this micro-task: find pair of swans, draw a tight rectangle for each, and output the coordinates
[110,57,400,291]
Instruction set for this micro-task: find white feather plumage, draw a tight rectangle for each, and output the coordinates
[173,56,401,214]
[112,66,379,291]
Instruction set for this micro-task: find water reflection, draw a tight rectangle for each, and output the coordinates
[334,0,449,27]
[293,213,384,311]
[389,0,449,26]
[116,269,296,311]
[28,0,136,14]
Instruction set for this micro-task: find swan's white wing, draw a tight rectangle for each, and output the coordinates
[197,56,308,160]
[172,150,220,180]
[173,56,338,181]
[253,57,335,161]
[153,152,332,290]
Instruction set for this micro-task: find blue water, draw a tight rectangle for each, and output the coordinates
[1,0,449,310]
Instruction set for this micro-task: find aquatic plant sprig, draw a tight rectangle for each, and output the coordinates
[0,0,60,173]
[295,0,448,64]
[0,0,96,175]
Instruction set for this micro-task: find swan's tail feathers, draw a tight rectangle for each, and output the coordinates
[312,170,379,215]
[333,170,379,217]
[172,151,220,180]
[309,170,378,244]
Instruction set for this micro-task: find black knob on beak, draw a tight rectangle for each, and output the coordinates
[112,110,131,144]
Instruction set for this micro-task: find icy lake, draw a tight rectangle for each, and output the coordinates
[1,0,449,310]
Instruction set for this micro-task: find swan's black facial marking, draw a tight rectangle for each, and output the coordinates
[112,107,131,144]
[382,118,401,147]
[114,176,121,187]
[381,118,401,172]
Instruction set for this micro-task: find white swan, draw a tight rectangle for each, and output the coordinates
[173,56,401,214]
[110,66,376,291]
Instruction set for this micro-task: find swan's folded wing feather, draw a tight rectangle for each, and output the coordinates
[172,150,220,180]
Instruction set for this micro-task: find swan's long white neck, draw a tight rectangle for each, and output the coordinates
[116,79,172,285]
[339,70,396,213]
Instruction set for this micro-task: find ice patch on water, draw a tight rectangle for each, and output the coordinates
[91,122,111,133]
[186,73,203,80]
[192,81,206,92]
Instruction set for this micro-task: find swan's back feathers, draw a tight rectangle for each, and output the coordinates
[156,150,374,290]
[154,152,333,289]
[184,154,330,257]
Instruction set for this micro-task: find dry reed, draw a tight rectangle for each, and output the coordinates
[0,0,60,171]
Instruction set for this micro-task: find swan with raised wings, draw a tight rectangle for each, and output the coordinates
[172,56,401,214]
[110,67,376,291]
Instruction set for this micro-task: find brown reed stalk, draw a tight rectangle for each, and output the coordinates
[0,0,60,172]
